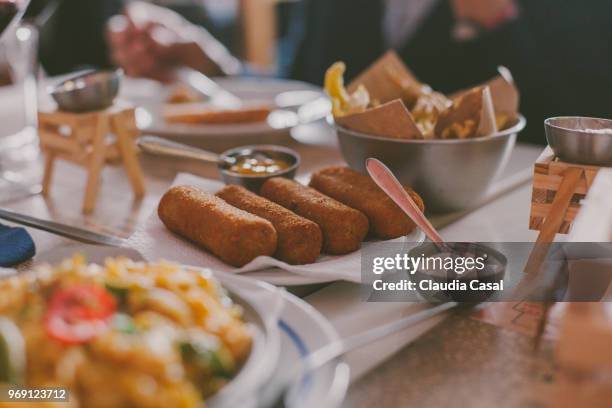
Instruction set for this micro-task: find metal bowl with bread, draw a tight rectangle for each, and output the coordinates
[335,115,526,213]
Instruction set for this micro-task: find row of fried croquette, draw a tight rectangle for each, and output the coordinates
[309,167,424,239]
[158,184,324,267]
[158,167,424,267]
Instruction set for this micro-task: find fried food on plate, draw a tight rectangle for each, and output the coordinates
[216,185,323,265]
[260,178,369,255]
[163,103,271,125]
[158,186,277,267]
[0,256,251,407]
[310,167,424,239]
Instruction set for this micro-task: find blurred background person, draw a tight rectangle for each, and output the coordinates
[0,0,240,78]
[26,0,122,74]
[107,0,612,145]
[106,1,241,81]
[10,0,610,144]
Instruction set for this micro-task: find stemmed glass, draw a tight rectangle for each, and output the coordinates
[0,0,40,203]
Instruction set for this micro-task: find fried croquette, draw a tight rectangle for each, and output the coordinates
[216,185,323,265]
[158,185,277,267]
[309,167,424,239]
[260,178,369,255]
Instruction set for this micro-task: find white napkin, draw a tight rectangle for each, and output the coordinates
[128,173,421,283]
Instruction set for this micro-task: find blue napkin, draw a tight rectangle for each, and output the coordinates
[0,223,36,267]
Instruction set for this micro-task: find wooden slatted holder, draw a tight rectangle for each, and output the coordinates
[524,146,603,348]
[526,147,598,275]
[529,147,600,236]
[38,102,145,213]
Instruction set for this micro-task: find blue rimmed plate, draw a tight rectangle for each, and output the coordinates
[34,245,349,408]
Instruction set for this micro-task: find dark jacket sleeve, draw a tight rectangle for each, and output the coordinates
[289,0,384,85]
[35,0,123,75]
[400,0,612,144]
[289,0,612,144]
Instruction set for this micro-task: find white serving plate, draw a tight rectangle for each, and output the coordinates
[34,245,349,408]
[241,227,426,286]
[126,77,328,152]
[128,172,426,287]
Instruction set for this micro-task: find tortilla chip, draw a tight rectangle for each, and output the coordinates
[336,99,423,140]
[451,66,520,128]
[486,67,520,124]
[347,51,422,105]
[335,56,519,139]
[477,86,498,137]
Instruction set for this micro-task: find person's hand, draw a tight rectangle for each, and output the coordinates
[107,2,239,81]
[451,0,519,30]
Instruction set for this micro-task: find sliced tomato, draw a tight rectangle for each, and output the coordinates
[45,285,117,345]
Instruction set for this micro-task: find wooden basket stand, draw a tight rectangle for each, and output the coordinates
[529,147,601,236]
[38,102,145,213]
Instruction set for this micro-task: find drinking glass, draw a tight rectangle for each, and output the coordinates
[0,0,41,202]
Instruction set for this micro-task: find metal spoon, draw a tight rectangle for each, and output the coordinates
[138,135,241,167]
[137,136,300,192]
[365,158,447,247]
[175,68,243,110]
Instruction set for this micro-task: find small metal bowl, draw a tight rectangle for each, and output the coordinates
[50,69,122,113]
[409,242,507,303]
[137,136,300,192]
[545,117,612,166]
[218,144,300,192]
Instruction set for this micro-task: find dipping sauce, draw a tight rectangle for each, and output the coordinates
[229,156,291,176]
[409,243,507,303]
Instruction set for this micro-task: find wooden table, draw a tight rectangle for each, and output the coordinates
[0,80,553,407]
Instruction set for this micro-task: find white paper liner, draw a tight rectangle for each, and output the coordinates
[127,173,422,283]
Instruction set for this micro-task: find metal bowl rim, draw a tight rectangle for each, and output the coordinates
[49,68,124,96]
[335,114,526,145]
[217,144,301,180]
[544,116,612,136]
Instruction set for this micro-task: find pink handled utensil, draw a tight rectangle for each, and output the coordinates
[365,158,446,246]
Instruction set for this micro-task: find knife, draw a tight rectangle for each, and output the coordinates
[0,208,125,247]
[175,68,242,110]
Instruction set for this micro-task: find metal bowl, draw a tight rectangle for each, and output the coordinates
[336,116,526,213]
[49,69,122,113]
[409,242,507,303]
[545,117,612,166]
[218,144,300,192]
